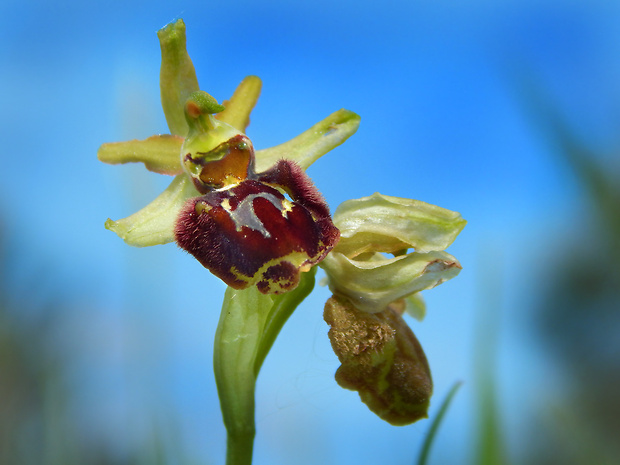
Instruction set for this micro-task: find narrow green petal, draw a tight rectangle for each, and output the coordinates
[254,109,360,172]
[217,75,262,132]
[97,135,183,175]
[404,292,427,321]
[321,251,462,313]
[105,174,198,247]
[158,19,200,137]
[333,193,467,257]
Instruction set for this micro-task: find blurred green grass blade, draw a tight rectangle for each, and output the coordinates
[475,374,507,465]
[517,75,620,243]
[416,381,463,465]
[474,247,509,465]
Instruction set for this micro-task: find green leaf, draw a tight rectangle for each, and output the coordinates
[104,174,198,247]
[417,381,463,465]
[217,76,262,132]
[213,269,316,465]
[97,135,183,175]
[254,109,360,172]
[157,19,200,137]
[332,193,467,257]
[321,251,461,313]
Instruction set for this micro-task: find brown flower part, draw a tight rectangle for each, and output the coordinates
[175,136,339,294]
[186,134,255,192]
[323,295,432,425]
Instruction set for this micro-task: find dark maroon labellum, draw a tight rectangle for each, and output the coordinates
[175,139,339,294]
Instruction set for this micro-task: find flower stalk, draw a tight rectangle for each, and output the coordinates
[214,269,316,465]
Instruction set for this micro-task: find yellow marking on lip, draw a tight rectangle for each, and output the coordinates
[228,251,313,284]
[195,202,212,214]
[280,198,294,218]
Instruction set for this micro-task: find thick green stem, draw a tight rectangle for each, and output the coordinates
[225,428,255,465]
[216,353,256,465]
[213,270,316,465]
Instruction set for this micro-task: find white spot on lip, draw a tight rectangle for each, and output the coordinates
[228,192,284,238]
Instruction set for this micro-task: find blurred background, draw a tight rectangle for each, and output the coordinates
[2,0,620,464]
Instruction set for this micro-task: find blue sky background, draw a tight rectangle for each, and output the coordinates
[2,0,620,463]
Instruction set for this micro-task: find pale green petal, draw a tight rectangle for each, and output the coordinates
[254,109,360,172]
[321,251,462,313]
[97,135,183,175]
[105,174,198,247]
[158,19,200,137]
[217,76,262,132]
[404,292,426,321]
[332,193,466,257]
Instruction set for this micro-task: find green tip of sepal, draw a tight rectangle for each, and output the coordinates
[185,91,225,119]
[104,217,117,232]
[102,174,198,247]
[157,18,186,41]
[157,18,200,137]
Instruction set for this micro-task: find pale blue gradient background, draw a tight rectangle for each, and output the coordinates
[2,0,620,463]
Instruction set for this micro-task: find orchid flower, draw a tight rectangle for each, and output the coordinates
[98,19,358,294]
[98,18,466,465]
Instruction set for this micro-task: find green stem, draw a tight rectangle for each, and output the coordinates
[213,269,316,465]
[217,365,256,465]
[225,425,255,465]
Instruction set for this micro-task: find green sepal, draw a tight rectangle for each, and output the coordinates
[158,19,200,137]
[404,292,426,321]
[321,251,461,313]
[332,193,467,257]
[104,174,199,247]
[217,75,262,132]
[255,109,360,172]
[97,135,183,175]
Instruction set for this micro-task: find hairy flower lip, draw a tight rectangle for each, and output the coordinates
[175,177,340,294]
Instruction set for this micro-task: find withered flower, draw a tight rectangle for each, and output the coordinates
[321,193,466,424]
[324,295,433,425]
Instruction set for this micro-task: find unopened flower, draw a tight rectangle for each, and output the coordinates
[98,19,359,294]
[321,193,465,424]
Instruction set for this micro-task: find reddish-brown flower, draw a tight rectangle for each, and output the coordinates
[98,20,359,295]
[175,133,340,294]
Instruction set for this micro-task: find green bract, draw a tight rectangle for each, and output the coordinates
[321,193,466,314]
[98,19,360,248]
